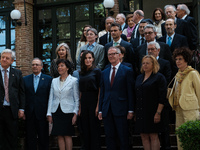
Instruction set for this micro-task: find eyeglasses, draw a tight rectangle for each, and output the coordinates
[144,32,154,35]
[32,64,41,66]
[108,52,119,56]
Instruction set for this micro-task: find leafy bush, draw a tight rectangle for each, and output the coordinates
[176,120,200,150]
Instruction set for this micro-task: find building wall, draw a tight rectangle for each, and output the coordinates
[143,0,192,19]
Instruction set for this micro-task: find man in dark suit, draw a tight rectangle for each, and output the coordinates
[104,23,135,68]
[116,13,128,31]
[23,58,52,150]
[131,10,144,39]
[161,5,196,50]
[130,20,148,51]
[158,18,188,77]
[99,17,127,46]
[135,24,172,73]
[0,49,25,150]
[147,42,172,150]
[98,46,134,150]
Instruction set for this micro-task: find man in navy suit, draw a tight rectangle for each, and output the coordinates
[104,23,135,68]
[161,5,196,50]
[23,58,52,150]
[98,46,134,150]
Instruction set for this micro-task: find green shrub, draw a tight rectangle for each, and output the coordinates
[176,120,200,150]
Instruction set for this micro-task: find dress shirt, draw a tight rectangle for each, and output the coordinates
[139,35,145,45]
[166,33,175,46]
[182,15,187,20]
[109,62,121,81]
[156,56,159,60]
[1,66,10,106]
[121,23,126,30]
[87,42,96,51]
[33,72,41,92]
[113,38,122,47]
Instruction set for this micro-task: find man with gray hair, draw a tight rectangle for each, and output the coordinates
[161,5,196,50]
[135,24,172,72]
[116,13,128,31]
[0,49,25,150]
[23,58,52,150]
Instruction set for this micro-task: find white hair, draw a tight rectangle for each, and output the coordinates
[117,13,126,21]
[148,41,160,49]
[1,49,16,60]
[178,4,190,15]
[144,24,157,33]
[108,47,121,54]
[164,5,176,13]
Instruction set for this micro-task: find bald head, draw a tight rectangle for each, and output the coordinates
[133,10,144,24]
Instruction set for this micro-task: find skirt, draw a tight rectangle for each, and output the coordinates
[51,105,75,136]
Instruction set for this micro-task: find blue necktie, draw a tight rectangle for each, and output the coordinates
[167,36,172,47]
[34,75,39,92]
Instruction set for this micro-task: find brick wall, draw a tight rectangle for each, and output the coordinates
[13,0,34,76]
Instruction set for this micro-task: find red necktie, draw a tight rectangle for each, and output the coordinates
[4,69,9,102]
[110,67,115,86]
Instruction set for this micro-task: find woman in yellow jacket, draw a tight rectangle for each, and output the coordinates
[169,47,200,150]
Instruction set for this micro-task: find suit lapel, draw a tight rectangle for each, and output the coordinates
[105,67,111,89]
[111,64,122,88]
[30,74,35,93]
[9,67,15,89]
[60,75,72,91]
[35,73,44,93]
[0,68,4,89]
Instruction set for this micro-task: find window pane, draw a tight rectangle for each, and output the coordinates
[11,29,15,44]
[76,21,89,38]
[39,9,52,25]
[0,0,14,9]
[37,0,65,4]
[94,3,105,18]
[57,7,70,23]
[57,23,70,39]
[0,30,5,45]
[0,46,5,54]
[39,25,52,40]
[41,42,52,74]
[75,4,89,20]
[0,16,6,29]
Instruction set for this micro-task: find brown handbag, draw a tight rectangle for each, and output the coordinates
[166,76,175,99]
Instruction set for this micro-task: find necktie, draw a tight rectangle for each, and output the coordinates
[141,37,144,45]
[4,69,9,102]
[109,32,111,42]
[110,67,115,86]
[34,75,39,92]
[114,42,118,46]
[167,36,172,47]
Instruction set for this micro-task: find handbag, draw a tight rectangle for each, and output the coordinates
[166,76,175,99]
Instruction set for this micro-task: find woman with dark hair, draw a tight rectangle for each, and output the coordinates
[135,55,167,150]
[152,8,166,39]
[47,59,79,150]
[169,47,200,150]
[78,50,101,150]
[122,14,135,42]
[50,43,74,78]
[76,25,92,61]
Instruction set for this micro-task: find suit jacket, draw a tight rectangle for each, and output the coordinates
[47,75,79,115]
[161,18,196,50]
[76,43,105,70]
[0,67,25,119]
[185,15,196,26]
[169,70,200,111]
[104,39,135,67]
[130,37,146,51]
[99,32,128,46]
[158,58,171,84]
[135,41,172,71]
[23,73,52,120]
[158,33,188,53]
[99,64,134,117]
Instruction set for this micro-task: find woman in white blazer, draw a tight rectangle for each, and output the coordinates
[47,59,79,150]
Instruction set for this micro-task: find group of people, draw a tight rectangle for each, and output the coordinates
[0,3,199,150]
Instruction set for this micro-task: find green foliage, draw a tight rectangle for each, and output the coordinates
[176,120,200,150]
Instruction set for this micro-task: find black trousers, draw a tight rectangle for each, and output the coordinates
[0,106,18,150]
[25,113,49,150]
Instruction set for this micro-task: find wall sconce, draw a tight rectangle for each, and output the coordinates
[103,0,115,16]
[10,10,22,26]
